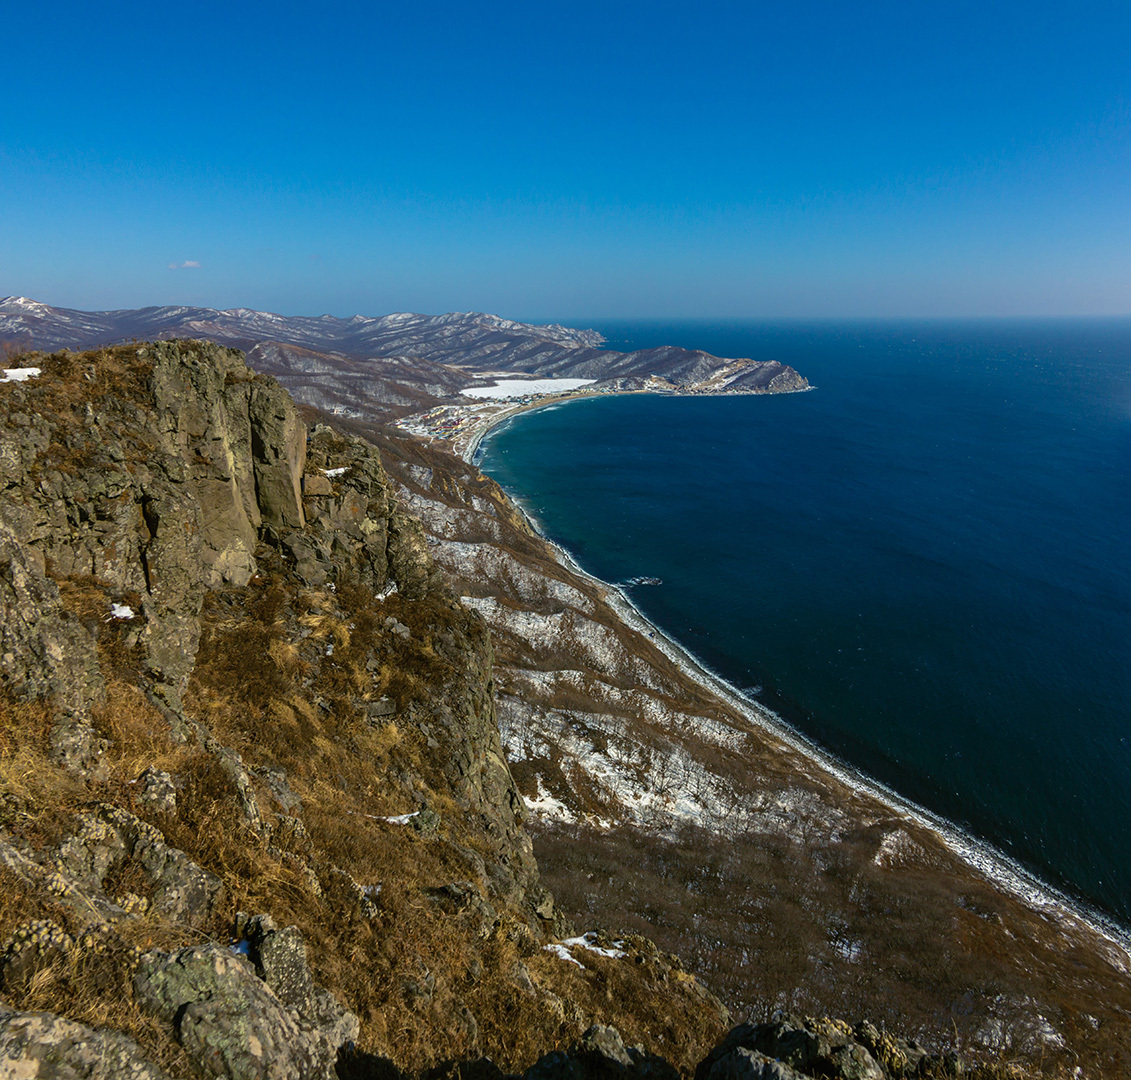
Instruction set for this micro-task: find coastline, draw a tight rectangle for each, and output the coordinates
[457,386,643,462]
[464,397,1131,963]
[447,382,815,463]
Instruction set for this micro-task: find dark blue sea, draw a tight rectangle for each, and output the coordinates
[476,319,1131,925]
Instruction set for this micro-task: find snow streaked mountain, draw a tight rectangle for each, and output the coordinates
[0,297,606,359]
[0,297,809,420]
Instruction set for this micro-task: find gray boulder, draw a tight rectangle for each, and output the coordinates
[0,510,103,715]
[0,1001,172,1079]
[54,804,222,927]
[695,1019,884,1080]
[702,1049,807,1080]
[137,767,178,816]
[134,922,358,1080]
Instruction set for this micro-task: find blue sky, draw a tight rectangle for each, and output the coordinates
[2,1,1129,318]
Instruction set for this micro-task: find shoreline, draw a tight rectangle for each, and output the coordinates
[458,386,644,462]
[450,382,815,463]
[464,397,1131,963]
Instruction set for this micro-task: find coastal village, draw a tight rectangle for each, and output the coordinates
[396,377,634,458]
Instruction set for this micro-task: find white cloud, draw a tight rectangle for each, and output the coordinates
[168,260,201,270]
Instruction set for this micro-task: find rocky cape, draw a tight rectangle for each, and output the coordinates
[0,339,1124,1080]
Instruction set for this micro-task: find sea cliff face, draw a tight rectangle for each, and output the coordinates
[0,339,1125,1080]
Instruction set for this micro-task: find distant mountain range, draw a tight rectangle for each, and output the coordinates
[0,296,808,422]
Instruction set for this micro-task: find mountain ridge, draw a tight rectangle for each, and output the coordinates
[0,298,809,420]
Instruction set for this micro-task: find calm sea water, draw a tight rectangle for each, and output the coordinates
[477,319,1131,924]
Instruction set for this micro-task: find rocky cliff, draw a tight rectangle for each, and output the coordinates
[0,341,1078,1080]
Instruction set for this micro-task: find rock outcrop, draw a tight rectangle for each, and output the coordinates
[0,341,621,1076]
[133,923,358,1080]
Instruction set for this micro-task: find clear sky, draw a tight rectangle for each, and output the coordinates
[2,1,1129,319]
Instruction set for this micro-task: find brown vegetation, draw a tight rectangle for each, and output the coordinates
[0,344,1115,1080]
[0,533,727,1076]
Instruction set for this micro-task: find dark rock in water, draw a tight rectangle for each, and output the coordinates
[0,1001,173,1079]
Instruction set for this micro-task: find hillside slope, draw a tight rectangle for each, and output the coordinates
[363,422,1131,1079]
[0,342,730,1077]
[0,299,809,426]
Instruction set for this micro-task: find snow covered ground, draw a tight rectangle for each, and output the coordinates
[461,378,594,399]
[1,368,41,383]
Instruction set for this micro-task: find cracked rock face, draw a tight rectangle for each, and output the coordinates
[695,1019,896,1080]
[0,510,104,715]
[52,803,223,928]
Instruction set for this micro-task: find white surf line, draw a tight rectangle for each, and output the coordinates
[475,462,1131,962]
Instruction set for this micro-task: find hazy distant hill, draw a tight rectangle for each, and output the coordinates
[0,296,808,421]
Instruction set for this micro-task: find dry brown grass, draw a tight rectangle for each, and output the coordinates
[153,545,730,1075]
[0,698,87,851]
[0,375,1079,1076]
[342,425,1131,1077]
[0,891,197,1074]
[0,692,201,1072]
[0,345,165,482]
[534,818,1131,1078]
